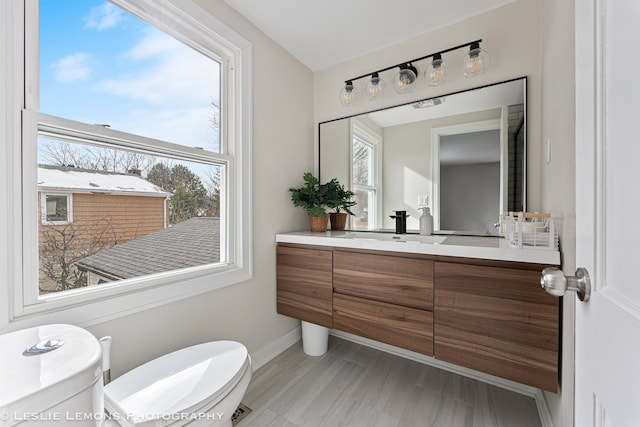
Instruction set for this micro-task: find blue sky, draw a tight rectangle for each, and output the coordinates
[39,0,221,152]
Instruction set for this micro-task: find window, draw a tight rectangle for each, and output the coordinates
[42,193,72,224]
[10,0,252,320]
[351,121,382,230]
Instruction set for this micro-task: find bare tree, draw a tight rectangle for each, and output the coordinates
[352,139,370,185]
[40,139,92,168]
[118,150,156,175]
[351,139,371,223]
[39,217,118,292]
[209,99,220,132]
[209,99,220,152]
[87,146,120,172]
[204,167,221,217]
[39,140,156,175]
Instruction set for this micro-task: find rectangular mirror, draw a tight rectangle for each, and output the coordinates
[319,77,527,236]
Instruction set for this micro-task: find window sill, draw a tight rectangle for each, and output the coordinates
[9,264,252,329]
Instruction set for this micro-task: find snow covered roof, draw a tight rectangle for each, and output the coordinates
[37,165,171,197]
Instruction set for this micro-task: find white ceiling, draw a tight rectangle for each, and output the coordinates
[224,0,517,71]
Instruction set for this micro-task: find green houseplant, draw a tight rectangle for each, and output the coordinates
[289,172,330,232]
[325,178,356,231]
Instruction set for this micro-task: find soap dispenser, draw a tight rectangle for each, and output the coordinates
[419,205,433,236]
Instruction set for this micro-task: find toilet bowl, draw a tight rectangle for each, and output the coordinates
[0,324,251,427]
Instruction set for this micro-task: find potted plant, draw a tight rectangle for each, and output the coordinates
[325,178,356,230]
[289,172,330,232]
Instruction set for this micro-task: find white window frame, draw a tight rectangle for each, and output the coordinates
[350,120,382,230]
[1,0,252,328]
[41,192,73,225]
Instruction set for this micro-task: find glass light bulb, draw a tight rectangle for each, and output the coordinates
[339,81,358,107]
[393,65,417,94]
[366,73,386,101]
[463,45,489,78]
[425,55,448,87]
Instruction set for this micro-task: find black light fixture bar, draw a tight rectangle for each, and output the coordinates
[344,39,482,84]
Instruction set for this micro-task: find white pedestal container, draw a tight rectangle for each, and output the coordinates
[301,321,329,356]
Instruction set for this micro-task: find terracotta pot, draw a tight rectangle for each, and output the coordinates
[308,214,328,232]
[329,213,348,230]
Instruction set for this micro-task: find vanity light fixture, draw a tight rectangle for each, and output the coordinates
[338,39,487,106]
[425,53,448,87]
[366,72,386,101]
[339,80,358,107]
[462,41,489,78]
[393,63,418,94]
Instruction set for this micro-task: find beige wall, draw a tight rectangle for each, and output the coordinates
[539,0,576,426]
[318,119,350,185]
[64,0,314,378]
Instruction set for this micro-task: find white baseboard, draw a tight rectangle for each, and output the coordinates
[534,389,555,427]
[249,325,301,371]
[330,330,554,426]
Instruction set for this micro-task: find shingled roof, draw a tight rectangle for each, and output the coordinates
[77,217,220,281]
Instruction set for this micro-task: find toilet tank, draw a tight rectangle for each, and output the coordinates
[0,324,104,427]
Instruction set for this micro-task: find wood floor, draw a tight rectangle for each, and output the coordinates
[238,336,542,427]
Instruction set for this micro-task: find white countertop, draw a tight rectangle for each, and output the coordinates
[276,231,561,265]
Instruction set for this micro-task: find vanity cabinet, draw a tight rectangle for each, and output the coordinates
[434,258,559,391]
[275,242,559,392]
[333,250,434,355]
[276,244,333,328]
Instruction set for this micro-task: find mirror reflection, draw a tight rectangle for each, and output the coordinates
[319,77,526,235]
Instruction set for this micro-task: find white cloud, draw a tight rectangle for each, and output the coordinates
[97,28,220,104]
[92,28,221,149]
[51,53,93,83]
[112,106,219,152]
[124,27,183,60]
[85,2,125,30]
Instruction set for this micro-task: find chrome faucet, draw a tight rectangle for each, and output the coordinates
[389,210,408,234]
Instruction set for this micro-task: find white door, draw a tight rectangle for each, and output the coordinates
[574,0,640,425]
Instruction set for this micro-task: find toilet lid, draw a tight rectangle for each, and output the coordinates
[104,340,250,426]
[0,324,102,422]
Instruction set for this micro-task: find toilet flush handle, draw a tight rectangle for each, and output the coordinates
[23,339,64,356]
[99,336,112,385]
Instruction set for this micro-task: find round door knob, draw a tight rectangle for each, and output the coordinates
[540,267,591,302]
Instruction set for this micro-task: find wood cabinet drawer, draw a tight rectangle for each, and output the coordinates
[434,261,559,392]
[333,293,433,356]
[276,245,333,328]
[275,242,560,391]
[333,250,433,310]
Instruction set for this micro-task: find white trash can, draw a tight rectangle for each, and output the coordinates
[301,321,329,356]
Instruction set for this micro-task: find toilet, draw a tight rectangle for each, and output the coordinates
[0,324,252,427]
